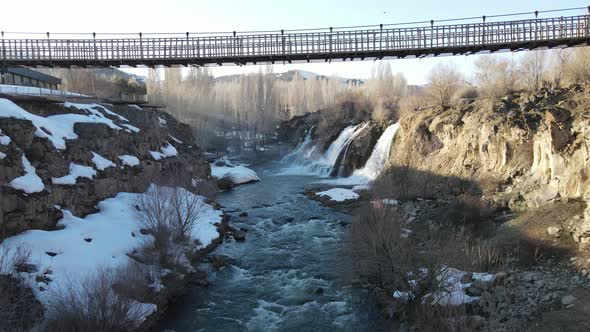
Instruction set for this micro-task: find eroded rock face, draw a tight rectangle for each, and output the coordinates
[387,84,590,241]
[0,100,210,238]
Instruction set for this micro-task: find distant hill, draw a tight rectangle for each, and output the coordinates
[214,69,364,85]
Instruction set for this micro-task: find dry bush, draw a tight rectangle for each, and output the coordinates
[137,186,204,243]
[317,91,372,131]
[411,303,476,332]
[426,63,464,107]
[47,267,153,332]
[561,47,590,85]
[136,186,205,268]
[351,206,464,318]
[474,56,517,103]
[0,245,44,331]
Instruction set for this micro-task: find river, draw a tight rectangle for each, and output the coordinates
[157,160,383,331]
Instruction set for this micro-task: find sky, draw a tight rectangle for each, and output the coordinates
[3,0,589,84]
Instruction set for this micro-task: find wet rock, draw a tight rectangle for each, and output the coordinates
[232,230,246,242]
[15,263,38,273]
[466,286,483,297]
[239,211,249,217]
[210,255,237,270]
[561,294,576,306]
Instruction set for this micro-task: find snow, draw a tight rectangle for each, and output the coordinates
[52,163,97,185]
[168,134,183,144]
[0,129,10,145]
[64,102,129,122]
[119,155,140,167]
[149,142,178,160]
[121,123,141,133]
[9,154,45,194]
[129,104,143,111]
[428,267,495,306]
[160,142,178,156]
[0,186,222,320]
[91,152,116,171]
[316,188,359,202]
[352,184,370,192]
[383,198,400,206]
[393,291,414,301]
[0,98,123,150]
[211,159,260,185]
[0,84,85,97]
[0,152,6,159]
[158,116,167,126]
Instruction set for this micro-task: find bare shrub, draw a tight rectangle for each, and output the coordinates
[519,51,548,91]
[561,47,590,85]
[474,56,517,103]
[0,244,43,331]
[411,303,476,332]
[426,63,464,107]
[351,206,464,316]
[137,186,204,244]
[47,267,154,332]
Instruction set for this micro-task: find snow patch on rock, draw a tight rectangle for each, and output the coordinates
[91,152,116,171]
[52,163,97,185]
[9,154,45,194]
[0,129,10,145]
[0,98,123,150]
[316,188,359,202]
[211,159,260,185]
[119,155,140,167]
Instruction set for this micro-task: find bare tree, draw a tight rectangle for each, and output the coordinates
[519,51,548,91]
[426,63,463,107]
[47,267,153,332]
[474,56,517,102]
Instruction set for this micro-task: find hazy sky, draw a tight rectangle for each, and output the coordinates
[3,0,589,83]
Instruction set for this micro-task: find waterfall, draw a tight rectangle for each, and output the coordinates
[281,126,315,163]
[352,122,400,180]
[279,123,368,176]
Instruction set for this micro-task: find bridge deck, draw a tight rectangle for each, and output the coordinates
[1,14,589,67]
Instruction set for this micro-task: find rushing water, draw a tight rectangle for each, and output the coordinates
[157,161,383,331]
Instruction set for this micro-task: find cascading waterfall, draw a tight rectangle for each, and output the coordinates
[316,122,400,185]
[281,126,316,163]
[279,123,368,176]
[352,122,400,180]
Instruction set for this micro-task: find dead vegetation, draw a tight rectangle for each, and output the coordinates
[46,266,155,332]
[0,245,44,331]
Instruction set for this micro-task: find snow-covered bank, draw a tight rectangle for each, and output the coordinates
[0,98,126,150]
[0,185,223,322]
[316,188,360,202]
[211,158,260,185]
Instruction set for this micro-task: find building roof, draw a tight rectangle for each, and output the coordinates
[6,67,62,85]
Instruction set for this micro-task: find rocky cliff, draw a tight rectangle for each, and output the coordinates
[0,98,210,238]
[386,84,590,243]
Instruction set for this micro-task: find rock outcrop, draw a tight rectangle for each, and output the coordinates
[0,99,210,238]
[387,84,590,242]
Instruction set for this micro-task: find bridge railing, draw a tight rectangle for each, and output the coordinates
[1,14,589,65]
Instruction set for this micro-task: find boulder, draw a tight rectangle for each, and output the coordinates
[546,225,563,238]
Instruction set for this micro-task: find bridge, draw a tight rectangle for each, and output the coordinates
[1,10,589,68]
